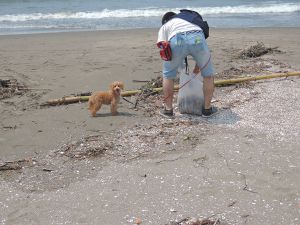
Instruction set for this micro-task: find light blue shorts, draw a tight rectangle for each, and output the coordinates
[163,30,214,79]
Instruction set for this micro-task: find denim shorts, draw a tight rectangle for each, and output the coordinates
[163,30,214,79]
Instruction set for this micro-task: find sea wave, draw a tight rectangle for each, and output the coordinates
[0,3,299,22]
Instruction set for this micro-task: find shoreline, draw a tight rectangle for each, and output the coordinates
[1,26,300,37]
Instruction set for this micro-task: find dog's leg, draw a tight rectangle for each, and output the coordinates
[91,102,102,117]
[88,101,95,116]
[111,102,118,116]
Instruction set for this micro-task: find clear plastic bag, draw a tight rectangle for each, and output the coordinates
[177,69,204,115]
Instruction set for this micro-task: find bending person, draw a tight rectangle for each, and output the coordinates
[157,10,217,117]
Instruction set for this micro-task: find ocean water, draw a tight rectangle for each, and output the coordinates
[0,0,299,35]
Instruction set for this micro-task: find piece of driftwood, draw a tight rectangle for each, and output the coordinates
[43,71,300,106]
[0,162,22,171]
[0,159,34,171]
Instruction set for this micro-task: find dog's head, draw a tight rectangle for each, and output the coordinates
[110,81,124,95]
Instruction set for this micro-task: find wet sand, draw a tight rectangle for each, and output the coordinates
[0,28,300,225]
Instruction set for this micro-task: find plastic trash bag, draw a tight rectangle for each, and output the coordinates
[177,69,204,115]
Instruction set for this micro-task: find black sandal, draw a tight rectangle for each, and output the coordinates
[160,107,174,117]
[202,106,218,118]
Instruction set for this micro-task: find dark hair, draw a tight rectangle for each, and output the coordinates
[161,12,176,25]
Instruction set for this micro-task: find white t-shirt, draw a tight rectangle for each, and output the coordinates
[157,18,202,43]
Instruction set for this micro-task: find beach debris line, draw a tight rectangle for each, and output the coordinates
[53,119,204,162]
[214,71,300,86]
[217,57,290,79]
[42,71,300,106]
[237,42,281,59]
[55,135,113,159]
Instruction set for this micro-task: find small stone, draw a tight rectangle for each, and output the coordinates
[135,218,142,224]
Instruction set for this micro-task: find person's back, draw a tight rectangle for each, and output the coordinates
[157,18,202,43]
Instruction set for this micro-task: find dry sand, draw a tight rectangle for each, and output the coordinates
[0,28,300,225]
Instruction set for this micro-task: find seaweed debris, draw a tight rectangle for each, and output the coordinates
[0,78,28,99]
[141,76,163,90]
[166,218,222,225]
[237,42,281,59]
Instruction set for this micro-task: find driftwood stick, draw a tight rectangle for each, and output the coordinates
[42,71,300,106]
[0,162,22,171]
[132,79,150,83]
[0,158,35,171]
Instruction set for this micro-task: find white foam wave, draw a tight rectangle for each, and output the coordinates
[0,3,299,22]
[202,3,300,14]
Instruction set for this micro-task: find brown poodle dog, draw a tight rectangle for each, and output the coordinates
[88,81,124,117]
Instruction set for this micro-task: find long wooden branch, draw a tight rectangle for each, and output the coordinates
[42,71,300,106]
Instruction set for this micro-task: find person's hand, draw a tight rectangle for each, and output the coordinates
[193,65,200,74]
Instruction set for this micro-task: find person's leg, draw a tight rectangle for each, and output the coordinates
[162,34,186,110]
[188,32,215,111]
[203,76,214,109]
[163,78,174,110]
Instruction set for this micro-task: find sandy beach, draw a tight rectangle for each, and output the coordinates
[0,28,300,225]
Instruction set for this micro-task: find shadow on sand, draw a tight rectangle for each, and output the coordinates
[176,107,241,125]
[94,111,136,118]
[203,108,241,125]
